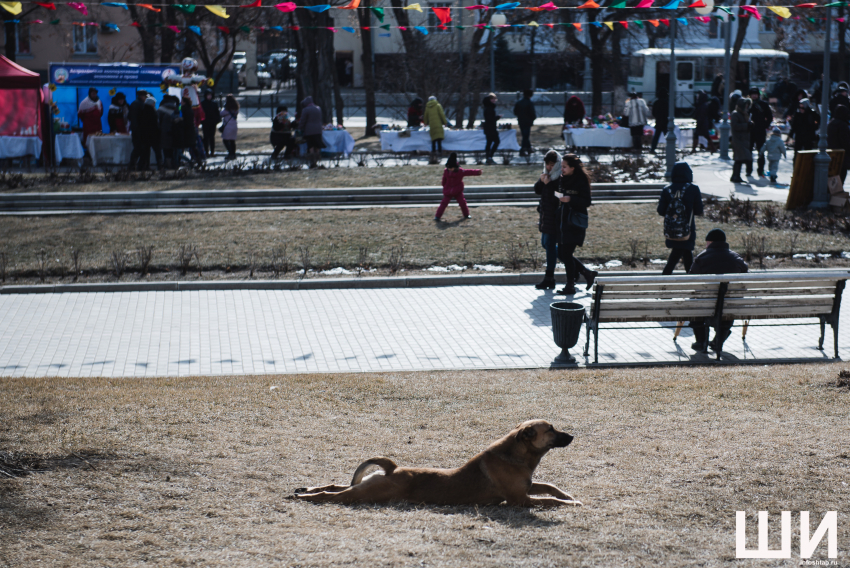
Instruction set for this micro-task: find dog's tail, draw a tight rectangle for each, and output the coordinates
[350,457,397,486]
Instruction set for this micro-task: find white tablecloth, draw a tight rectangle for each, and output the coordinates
[298,130,356,157]
[87,134,132,166]
[380,130,520,152]
[562,127,632,148]
[0,136,42,159]
[643,125,688,149]
[54,133,85,163]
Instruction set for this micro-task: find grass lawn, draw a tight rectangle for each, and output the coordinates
[2,365,849,566]
[0,204,846,284]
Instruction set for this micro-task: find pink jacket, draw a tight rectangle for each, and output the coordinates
[441,167,481,196]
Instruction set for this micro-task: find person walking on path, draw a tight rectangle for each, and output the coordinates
[136,97,160,171]
[179,96,201,166]
[788,98,820,163]
[657,162,704,275]
[435,152,480,221]
[830,82,850,116]
[298,96,324,167]
[220,94,239,161]
[77,87,103,146]
[693,91,715,154]
[748,87,773,177]
[482,93,501,165]
[513,89,537,156]
[556,154,597,296]
[650,90,668,153]
[422,96,449,155]
[127,90,148,169]
[270,105,295,160]
[623,92,650,154]
[827,105,850,183]
[533,150,562,290]
[711,73,724,100]
[730,97,752,183]
[688,229,748,353]
[761,127,787,185]
[200,90,221,157]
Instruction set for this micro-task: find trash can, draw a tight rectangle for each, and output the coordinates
[550,301,586,364]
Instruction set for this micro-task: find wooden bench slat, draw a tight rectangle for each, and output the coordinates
[725,288,837,298]
[599,309,716,320]
[599,299,716,311]
[602,290,720,299]
[723,297,835,308]
[724,305,829,317]
[603,283,720,293]
[596,271,850,285]
[727,280,839,291]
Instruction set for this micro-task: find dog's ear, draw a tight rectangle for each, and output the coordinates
[517,426,536,441]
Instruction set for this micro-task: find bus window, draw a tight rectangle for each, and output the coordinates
[751,58,768,82]
[677,62,693,81]
[629,55,644,78]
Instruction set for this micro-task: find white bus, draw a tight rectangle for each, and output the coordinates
[628,48,790,113]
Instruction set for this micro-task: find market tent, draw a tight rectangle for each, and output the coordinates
[0,55,43,138]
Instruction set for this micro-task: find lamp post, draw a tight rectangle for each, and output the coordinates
[811,6,832,208]
[490,13,507,93]
[719,15,732,160]
[666,18,678,179]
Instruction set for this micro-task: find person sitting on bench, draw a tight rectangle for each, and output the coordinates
[689,229,749,352]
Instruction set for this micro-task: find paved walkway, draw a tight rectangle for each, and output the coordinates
[687,152,793,202]
[0,284,842,378]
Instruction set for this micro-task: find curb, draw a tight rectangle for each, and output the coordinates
[2,267,847,294]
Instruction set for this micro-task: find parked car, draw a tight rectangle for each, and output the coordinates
[232,51,247,71]
[238,61,272,89]
[259,49,297,82]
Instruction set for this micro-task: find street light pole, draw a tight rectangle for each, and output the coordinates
[666,18,677,179]
[811,6,832,208]
[719,16,732,160]
[490,28,495,93]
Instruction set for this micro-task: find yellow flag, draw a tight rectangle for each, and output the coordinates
[767,6,791,18]
[1,1,22,15]
[604,21,614,30]
[403,3,423,11]
[205,5,229,18]
[528,21,539,27]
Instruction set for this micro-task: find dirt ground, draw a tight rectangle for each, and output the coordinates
[0,204,846,284]
[2,365,849,567]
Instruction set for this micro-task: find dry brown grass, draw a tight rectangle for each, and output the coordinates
[1,365,848,567]
[0,204,846,284]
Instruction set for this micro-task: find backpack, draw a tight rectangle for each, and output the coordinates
[663,183,693,241]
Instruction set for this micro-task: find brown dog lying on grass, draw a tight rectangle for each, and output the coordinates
[294,420,582,508]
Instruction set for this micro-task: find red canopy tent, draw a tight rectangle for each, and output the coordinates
[0,55,43,139]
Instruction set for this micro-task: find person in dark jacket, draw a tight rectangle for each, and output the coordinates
[136,97,160,171]
[827,104,850,183]
[657,162,704,275]
[651,90,668,153]
[688,229,748,352]
[200,90,221,157]
[107,92,129,134]
[730,97,752,183]
[407,98,423,128]
[270,105,295,160]
[785,88,808,122]
[533,150,562,290]
[157,96,179,169]
[748,87,773,177]
[710,73,724,100]
[299,96,324,167]
[788,98,820,163]
[513,89,537,156]
[128,89,148,170]
[482,93,501,165]
[693,91,715,153]
[180,97,200,166]
[563,95,585,124]
[556,154,597,296]
[830,82,850,116]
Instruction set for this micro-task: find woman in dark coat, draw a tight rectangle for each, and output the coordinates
[788,98,820,163]
[563,95,585,124]
[827,104,850,183]
[200,90,221,156]
[730,97,752,183]
[136,98,160,171]
[482,93,501,165]
[556,153,597,296]
[657,162,704,275]
[533,150,562,290]
[407,98,423,128]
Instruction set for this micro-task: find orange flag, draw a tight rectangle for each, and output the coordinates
[577,0,599,7]
[648,19,659,26]
[138,3,160,11]
[572,22,582,30]
[339,0,360,8]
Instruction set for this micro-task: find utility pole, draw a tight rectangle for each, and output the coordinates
[665,19,677,180]
[811,7,832,208]
[719,16,731,160]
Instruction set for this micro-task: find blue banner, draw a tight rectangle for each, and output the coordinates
[49,63,180,87]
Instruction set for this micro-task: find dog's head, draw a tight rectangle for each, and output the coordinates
[515,420,573,452]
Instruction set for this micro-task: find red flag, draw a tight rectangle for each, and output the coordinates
[217,26,230,33]
[687,0,706,7]
[240,0,262,6]
[131,21,140,26]
[660,18,670,25]
[432,6,451,24]
[35,1,56,8]
[620,20,628,28]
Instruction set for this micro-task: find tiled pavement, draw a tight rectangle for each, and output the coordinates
[0,285,844,378]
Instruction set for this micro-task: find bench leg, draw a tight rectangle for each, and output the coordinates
[594,325,599,365]
[833,320,840,359]
[818,317,826,351]
[583,318,591,358]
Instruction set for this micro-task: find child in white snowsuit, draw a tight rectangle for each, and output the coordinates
[761,127,787,184]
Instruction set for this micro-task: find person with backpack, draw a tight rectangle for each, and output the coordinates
[657,162,704,275]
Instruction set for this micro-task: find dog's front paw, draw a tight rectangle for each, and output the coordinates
[293,487,308,494]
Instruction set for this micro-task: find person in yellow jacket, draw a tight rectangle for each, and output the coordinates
[422,96,449,155]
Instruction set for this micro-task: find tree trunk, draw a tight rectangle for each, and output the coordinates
[160,8,176,64]
[357,0,377,136]
[728,4,751,93]
[331,46,344,126]
[838,5,847,83]
[530,28,537,90]
[564,11,612,116]
[457,16,494,127]
[128,6,158,63]
[606,25,628,115]
[296,8,336,124]
[4,20,15,63]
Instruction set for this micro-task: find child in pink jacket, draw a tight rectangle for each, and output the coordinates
[435,152,481,221]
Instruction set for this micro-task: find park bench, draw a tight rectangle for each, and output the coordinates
[583,271,849,363]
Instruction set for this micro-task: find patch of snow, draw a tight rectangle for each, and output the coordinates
[793,253,815,260]
[584,263,600,270]
[766,255,776,260]
[818,253,832,259]
[842,252,850,259]
[650,259,666,264]
[473,264,505,272]
[447,264,467,271]
[427,264,468,272]
[320,267,354,275]
[604,260,623,269]
[426,266,449,272]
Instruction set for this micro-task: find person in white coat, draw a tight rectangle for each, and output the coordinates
[624,92,650,154]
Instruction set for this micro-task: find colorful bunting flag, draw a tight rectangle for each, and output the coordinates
[577,0,599,7]
[240,0,262,6]
[609,0,626,8]
[0,1,22,14]
[206,4,229,17]
[572,22,582,30]
[398,25,407,30]
[634,19,644,27]
[414,25,428,34]
[604,21,613,29]
[432,6,451,24]
[138,4,161,12]
[741,5,760,19]
[677,17,687,24]
[166,24,179,32]
[217,25,230,33]
[767,6,791,18]
[275,2,296,11]
[35,1,56,8]
[648,18,659,26]
[339,0,359,9]
[303,4,330,12]
[67,2,87,15]
[494,2,521,9]
[326,26,336,32]
[102,2,128,9]
[795,3,817,7]
[619,20,628,27]
[174,4,195,13]
[404,3,423,11]
[527,1,557,10]
[189,25,201,35]
[660,0,679,9]
[370,6,384,21]
[636,0,653,7]
[342,26,355,32]
[687,0,705,7]
[465,4,487,9]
